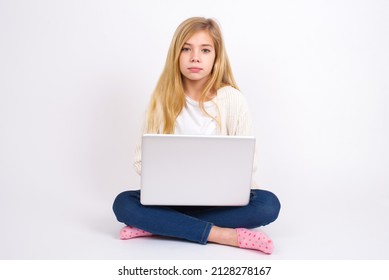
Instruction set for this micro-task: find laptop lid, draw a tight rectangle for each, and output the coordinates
[140,134,256,206]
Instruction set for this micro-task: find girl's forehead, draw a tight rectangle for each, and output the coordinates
[185,30,214,46]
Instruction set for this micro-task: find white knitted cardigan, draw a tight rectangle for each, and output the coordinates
[133,86,259,187]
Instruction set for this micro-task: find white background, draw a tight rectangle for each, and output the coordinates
[1,0,388,259]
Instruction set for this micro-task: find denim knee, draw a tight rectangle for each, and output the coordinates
[112,190,140,223]
[251,189,281,226]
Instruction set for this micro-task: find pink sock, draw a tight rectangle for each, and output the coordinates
[119,226,153,240]
[236,228,274,254]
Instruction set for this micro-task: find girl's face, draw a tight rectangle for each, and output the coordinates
[179,30,216,85]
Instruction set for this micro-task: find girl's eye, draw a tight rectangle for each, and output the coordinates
[182,47,190,52]
[202,49,211,53]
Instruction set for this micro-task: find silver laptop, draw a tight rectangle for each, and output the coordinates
[140,134,256,206]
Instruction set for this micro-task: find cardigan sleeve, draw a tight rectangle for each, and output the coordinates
[234,94,259,176]
[219,87,260,188]
[133,114,148,176]
[214,87,259,176]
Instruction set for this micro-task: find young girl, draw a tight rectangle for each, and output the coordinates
[113,17,280,254]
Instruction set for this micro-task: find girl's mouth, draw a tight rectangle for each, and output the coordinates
[188,67,202,73]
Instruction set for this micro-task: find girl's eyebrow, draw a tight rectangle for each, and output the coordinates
[183,42,214,48]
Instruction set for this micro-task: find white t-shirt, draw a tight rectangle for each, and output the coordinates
[175,95,217,135]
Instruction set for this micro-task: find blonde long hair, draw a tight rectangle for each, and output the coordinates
[146,17,238,134]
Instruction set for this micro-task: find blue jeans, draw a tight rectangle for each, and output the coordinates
[113,189,280,244]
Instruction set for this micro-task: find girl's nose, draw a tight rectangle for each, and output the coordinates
[190,51,200,62]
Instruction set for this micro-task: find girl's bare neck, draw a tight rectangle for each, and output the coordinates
[183,79,214,101]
